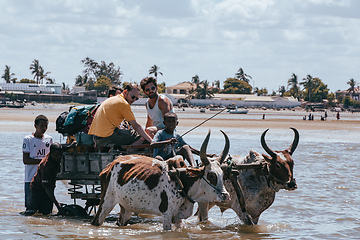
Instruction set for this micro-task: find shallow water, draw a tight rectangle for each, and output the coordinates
[0,110,359,239]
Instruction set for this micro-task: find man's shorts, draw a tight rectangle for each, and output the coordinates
[28,188,53,215]
[94,128,141,148]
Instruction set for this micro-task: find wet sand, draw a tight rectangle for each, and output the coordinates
[0,103,358,132]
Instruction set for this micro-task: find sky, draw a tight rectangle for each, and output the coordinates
[1,0,360,93]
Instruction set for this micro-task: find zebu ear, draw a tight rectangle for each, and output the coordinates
[200,130,211,166]
[218,130,230,164]
[262,154,272,163]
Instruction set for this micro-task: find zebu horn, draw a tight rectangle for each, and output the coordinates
[200,130,211,166]
[261,129,276,158]
[289,127,299,155]
[219,130,230,164]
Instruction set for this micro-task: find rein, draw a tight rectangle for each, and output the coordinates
[168,168,195,204]
[201,175,224,196]
[265,164,294,191]
[225,155,255,225]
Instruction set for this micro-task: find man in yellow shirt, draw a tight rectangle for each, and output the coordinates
[89,84,152,148]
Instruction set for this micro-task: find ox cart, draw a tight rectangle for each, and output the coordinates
[56,143,263,220]
[56,144,152,215]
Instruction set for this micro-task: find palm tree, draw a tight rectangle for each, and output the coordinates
[62,82,70,91]
[38,67,51,84]
[287,73,299,98]
[75,75,88,86]
[300,74,314,102]
[191,75,200,89]
[30,59,41,83]
[278,86,286,97]
[199,80,214,99]
[2,65,16,83]
[149,65,163,79]
[235,67,252,83]
[347,78,357,96]
[81,57,98,80]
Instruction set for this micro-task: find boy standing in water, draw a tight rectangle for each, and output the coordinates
[150,112,198,166]
[22,115,53,211]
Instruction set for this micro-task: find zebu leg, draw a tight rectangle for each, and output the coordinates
[197,202,210,222]
[116,205,132,226]
[163,214,173,230]
[91,197,117,226]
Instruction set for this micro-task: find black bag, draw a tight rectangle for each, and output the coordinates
[55,111,69,135]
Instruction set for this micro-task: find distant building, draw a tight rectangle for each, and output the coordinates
[166,81,196,95]
[0,83,62,94]
[336,87,360,101]
[0,83,97,104]
[163,82,300,108]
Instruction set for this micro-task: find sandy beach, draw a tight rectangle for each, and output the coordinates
[0,103,359,133]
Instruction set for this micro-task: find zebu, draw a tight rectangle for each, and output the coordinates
[91,131,230,230]
[197,128,299,225]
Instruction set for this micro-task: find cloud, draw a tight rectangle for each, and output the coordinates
[1,0,360,93]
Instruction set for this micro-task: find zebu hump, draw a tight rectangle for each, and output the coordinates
[112,155,164,190]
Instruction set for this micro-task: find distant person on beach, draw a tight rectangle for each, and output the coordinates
[336,112,340,120]
[150,112,213,166]
[140,77,174,138]
[22,115,53,211]
[88,83,152,148]
[24,142,76,216]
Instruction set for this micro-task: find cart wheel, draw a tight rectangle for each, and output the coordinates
[62,204,88,216]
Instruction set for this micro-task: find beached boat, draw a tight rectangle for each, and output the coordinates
[228,107,248,114]
[6,102,25,108]
[209,107,226,111]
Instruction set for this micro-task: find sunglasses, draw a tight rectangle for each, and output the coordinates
[145,86,156,92]
[131,95,139,101]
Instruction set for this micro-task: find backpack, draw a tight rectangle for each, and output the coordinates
[55,111,69,135]
[56,104,100,136]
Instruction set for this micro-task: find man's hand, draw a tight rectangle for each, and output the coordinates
[167,138,177,145]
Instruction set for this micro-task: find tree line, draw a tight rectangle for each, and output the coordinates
[1,60,54,85]
[2,59,359,107]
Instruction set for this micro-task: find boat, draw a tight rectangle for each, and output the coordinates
[6,102,25,108]
[228,107,248,114]
[209,107,226,111]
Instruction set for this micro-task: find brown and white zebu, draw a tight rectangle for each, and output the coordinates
[197,127,299,225]
[91,131,230,230]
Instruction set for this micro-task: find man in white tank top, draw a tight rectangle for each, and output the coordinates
[140,77,174,138]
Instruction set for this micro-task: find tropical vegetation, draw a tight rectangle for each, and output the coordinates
[1,61,359,108]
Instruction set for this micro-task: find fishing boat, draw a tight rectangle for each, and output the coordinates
[228,107,248,114]
[6,102,25,108]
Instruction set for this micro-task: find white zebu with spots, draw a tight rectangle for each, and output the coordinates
[91,131,230,230]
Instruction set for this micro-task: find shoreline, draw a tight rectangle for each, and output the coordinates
[0,103,359,133]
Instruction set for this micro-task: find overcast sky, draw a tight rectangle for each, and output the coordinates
[1,0,359,93]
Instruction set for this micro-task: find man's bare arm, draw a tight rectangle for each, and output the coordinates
[23,152,41,165]
[158,96,173,118]
[129,120,153,143]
